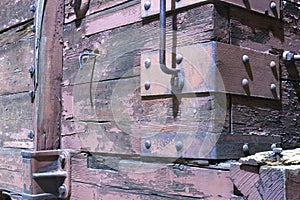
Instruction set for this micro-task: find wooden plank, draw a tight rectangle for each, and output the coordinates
[64,0,131,24]
[0,148,23,194]
[34,0,64,150]
[141,0,280,18]
[0,38,34,95]
[0,0,35,32]
[0,93,33,149]
[71,153,233,199]
[85,2,141,36]
[141,42,280,99]
[231,163,285,200]
[61,78,230,154]
[231,79,300,149]
[285,166,300,200]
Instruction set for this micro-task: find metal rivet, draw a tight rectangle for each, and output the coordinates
[145,140,151,149]
[242,78,249,87]
[270,1,276,10]
[242,143,249,153]
[271,143,277,150]
[176,54,183,64]
[144,0,151,10]
[30,25,36,32]
[175,141,183,151]
[59,154,66,168]
[242,55,249,63]
[144,81,151,90]
[29,4,36,12]
[58,184,67,198]
[28,90,35,98]
[270,61,276,69]
[27,130,34,139]
[178,164,184,171]
[270,83,276,90]
[28,66,35,75]
[145,58,151,68]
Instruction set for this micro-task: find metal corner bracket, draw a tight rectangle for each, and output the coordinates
[21,150,71,200]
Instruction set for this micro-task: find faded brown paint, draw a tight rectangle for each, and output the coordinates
[35,0,64,150]
[71,153,233,199]
[0,0,35,32]
[0,39,34,95]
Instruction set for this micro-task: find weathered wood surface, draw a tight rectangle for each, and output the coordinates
[64,0,131,24]
[0,149,23,194]
[0,39,34,95]
[0,0,35,32]
[34,0,64,150]
[231,163,300,200]
[71,153,233,199]
[0,93,33,149]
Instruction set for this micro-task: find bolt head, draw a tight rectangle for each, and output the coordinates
[30,25,36,32]
[273,147,282,154]
[144,0,151,10]
[270,61,276,69]
[144,58,151,68]
[242,55,249,63]
[145,140,151,149]
[28,90,35,98]
[178,164,184,171]
[29,4,36,12]
[175,141,183,151]
[242,78,249,87]
[242,143,249,153]
[28,66,35,74]
[58,185,67,198]
[271,143,277,150]
[270,1,276,9]
[270,83,276,91]
[27,130,34,139]
[144,81,151,90]
[176,54,183,64]
[283,51,294,61]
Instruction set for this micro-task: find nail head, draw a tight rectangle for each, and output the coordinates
[270,61,276,69]
[144,0,151,10]
[176,54,183,64]
[270,1,276,9]
[175,141,183,151]
[145,140,151,149]
[145,58,151,68]
[270,83,276,90]
[144,81,151,90]
[242,55,249,63]
[242,78,249,87]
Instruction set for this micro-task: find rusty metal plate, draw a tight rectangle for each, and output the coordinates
[141,0,281,18]
[141,41,280,99]
[141,133,280,159]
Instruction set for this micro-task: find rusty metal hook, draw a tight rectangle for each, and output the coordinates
[78,51,99,69]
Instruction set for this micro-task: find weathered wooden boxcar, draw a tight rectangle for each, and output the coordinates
[0,0,300,199]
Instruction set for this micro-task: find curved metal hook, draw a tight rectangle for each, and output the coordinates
[159,0,179,75]
[78,51,99,69]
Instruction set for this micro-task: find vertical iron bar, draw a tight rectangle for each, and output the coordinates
[159,0,178,75]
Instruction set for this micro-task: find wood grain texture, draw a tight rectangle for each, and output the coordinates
[0,0,35,32]
[231,163,285,200]
[0,38,34,95]
[34,0,64,150]
[0,149,23,194]
[0,93,33,149]
[71,153,233,199]
[64,0,131,24]
[286,166,300,200]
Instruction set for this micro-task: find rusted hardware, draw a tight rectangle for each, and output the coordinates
[141,133,281,160]
[29,4,36,12]
[273,147,282,163]
[159,0,184,93]
[283,51,300,62]
[78,51,99,69]
[21,150,71,200]
[30,25,36,32]
[27,130,34,139]
[141,42,280,99]
[141,0,281,18]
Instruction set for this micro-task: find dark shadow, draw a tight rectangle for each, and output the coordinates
[244,61,253,81]
[73,0,90,27]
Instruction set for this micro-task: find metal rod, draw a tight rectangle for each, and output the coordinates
[159,0,179,75]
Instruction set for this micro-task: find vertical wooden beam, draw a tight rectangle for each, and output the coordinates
[34,0,64,150]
